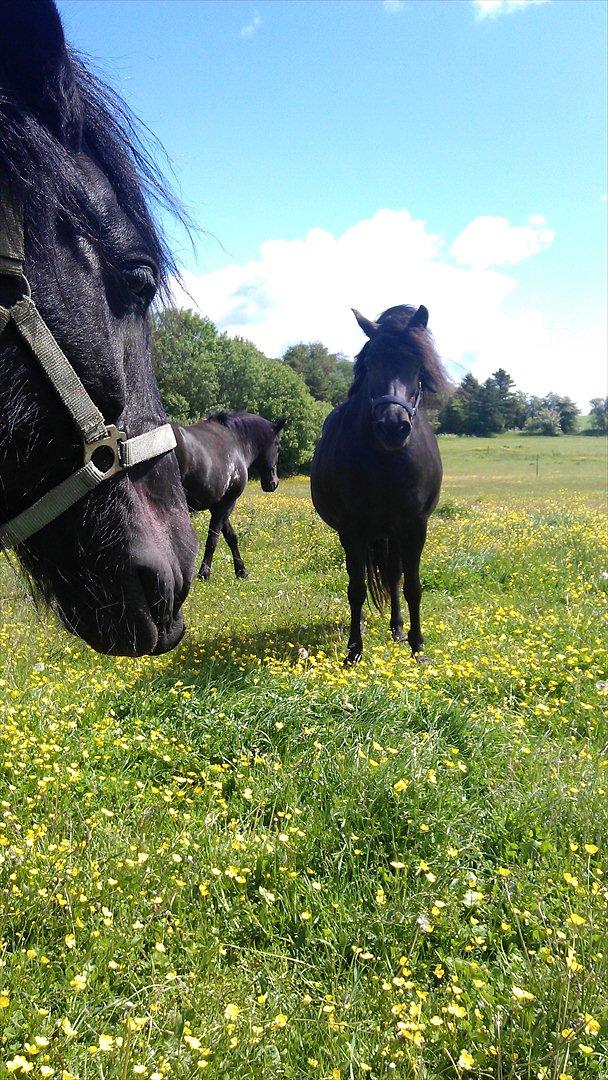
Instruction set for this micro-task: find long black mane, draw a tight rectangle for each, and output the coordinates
[0,50,183,287]
[203,411,275,446]
[348,305,451,400]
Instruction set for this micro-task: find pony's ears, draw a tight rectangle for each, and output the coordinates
[409,305,429,330]
[352,309,380,339]
[273,418,287,433]
[0,0,74,135]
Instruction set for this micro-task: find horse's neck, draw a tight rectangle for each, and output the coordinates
[230,420,259,468]
[348,384,374,434]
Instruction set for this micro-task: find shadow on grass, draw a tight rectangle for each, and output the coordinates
[131,618,346,697]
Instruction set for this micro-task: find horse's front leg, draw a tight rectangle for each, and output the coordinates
[402,521,427,657]
[198,508,226,581]
[222,516,248,579]
[342,536,366,664]
[388,538,405,643]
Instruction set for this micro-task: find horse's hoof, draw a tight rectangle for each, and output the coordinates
[413,652,429,665]
[344,650,362,666]
[235,567,249,579]
[197,566,210,582]
[392,629,407,643]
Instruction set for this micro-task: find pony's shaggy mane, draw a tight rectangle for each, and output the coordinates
[348,305,451,400]
[204,411,276,442]
[0,50,185,288]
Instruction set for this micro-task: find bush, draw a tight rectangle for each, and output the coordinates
[524,407,562,435]
[152,309,326,472]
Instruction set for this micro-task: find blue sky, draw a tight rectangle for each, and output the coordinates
[59,0,607,404]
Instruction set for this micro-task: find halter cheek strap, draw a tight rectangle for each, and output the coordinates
[0,184,176,550]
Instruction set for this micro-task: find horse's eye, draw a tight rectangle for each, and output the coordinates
[123,265,157,306]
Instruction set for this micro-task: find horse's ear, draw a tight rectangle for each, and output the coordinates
[0,0,73,130]
[409,305,429,330]
[352,309,379,339]
[273,418,287,433]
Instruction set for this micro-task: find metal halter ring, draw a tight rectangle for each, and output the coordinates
[83,424,127,478]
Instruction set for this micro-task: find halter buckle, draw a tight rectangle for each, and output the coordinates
[84,424,127,477]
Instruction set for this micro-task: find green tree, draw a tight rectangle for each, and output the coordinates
[152,309,220,423]
[589,397,608,434]
[524,407,562,435]
[281,342,354,405]
[543,393,580,434]
[151,308,325,473]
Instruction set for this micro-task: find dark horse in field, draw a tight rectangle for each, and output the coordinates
[0,0,197,654]
[174,413,285,581]
[311,304,449,664]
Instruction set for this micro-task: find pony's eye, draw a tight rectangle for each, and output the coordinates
[123,265,157,305]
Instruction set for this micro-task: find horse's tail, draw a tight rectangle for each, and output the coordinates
[366,538,391,613]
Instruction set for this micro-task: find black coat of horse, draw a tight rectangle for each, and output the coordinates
[0,0,197,655]
[174,413,285,581]
[311,304,450,664]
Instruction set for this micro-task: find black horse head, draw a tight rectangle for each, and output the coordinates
[256,417,286,491]
[0,0,197,655]
[350,304,448,452]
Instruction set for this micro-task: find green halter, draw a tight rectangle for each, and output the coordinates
[0,182,177,549]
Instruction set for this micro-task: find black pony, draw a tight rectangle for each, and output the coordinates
[0,0,197,655]
[311,304,450,663]
[174,413,285,581]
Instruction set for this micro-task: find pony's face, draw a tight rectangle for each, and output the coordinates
[0,0,197,655]
[352,305,429,452]
[256,419,286,492]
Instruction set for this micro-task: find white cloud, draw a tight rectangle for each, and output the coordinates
[451,215,554,270]
[240,12,261,38]
[473,0,549,20]
[170,208,605,408]
[382,1,406,12]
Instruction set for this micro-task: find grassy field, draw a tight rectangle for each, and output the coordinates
[0,434,606,1079]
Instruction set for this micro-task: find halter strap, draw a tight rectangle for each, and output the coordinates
[0,182,24,277]
[0,183,176,550]
[371,384,422,420]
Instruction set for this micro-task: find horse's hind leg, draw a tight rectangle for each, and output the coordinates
[342,536,366,664]
[222,517,248,579]
[402,521,427,657]
[388,538,405,643]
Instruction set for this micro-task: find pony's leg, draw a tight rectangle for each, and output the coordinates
[222,517,248,579]
[342,537,366,664]
[402,521,427,657]
[198,509,225,581]
[388,538,405,643]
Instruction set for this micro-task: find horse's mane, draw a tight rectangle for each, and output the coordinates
[204,411,275,440]
[205,411,242,430]
[0,50,185,288]
[348,305,451,400]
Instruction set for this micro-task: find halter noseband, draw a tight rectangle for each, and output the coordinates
[0,182,177,549]
[370,384,422,421]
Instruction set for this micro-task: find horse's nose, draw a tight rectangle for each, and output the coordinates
[375,410,411,447]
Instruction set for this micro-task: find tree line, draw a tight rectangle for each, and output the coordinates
[152,310,328,472]
[152,310,607,471]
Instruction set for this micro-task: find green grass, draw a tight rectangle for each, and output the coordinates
[0,435,606,1079]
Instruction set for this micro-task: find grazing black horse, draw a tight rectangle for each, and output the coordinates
[311,304,450,664]
[174,413,285,581]
[0,0,197,655]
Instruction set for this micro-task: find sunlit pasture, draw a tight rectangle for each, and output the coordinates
[0,435,606,1079]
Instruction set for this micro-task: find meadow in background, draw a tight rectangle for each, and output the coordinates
[0,434,606,1079]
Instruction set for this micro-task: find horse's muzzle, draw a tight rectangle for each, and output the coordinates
[261,477,279,492]
[373,416,412,451]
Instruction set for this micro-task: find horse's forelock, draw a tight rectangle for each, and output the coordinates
[348,308,451,398]
[0,50,184,287]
